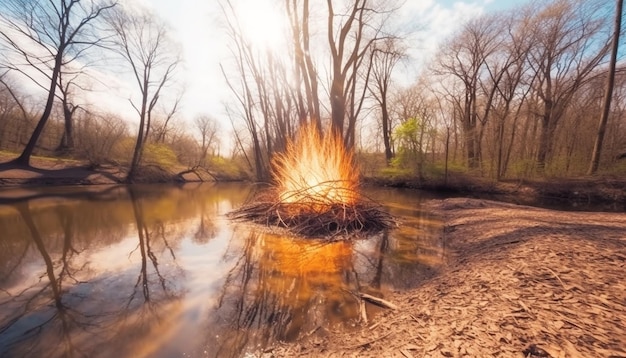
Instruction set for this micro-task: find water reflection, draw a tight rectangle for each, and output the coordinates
[207,232,358,357]
[0,184,444,357]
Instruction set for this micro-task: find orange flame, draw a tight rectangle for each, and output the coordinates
[273,124,359,211]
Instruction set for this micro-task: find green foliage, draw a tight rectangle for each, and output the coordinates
[379,166,413,179]
[142,143,179,168]
[395,118,420,153]
[390,118,423,173]
[207,155,250,180]
[110,139,179,169]
[599,159,626,176]
[420,161,458,178]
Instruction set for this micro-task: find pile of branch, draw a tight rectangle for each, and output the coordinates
[228,188,396,237]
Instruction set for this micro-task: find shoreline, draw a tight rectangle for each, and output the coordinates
[270,197,626,357]
[1,160,625,212]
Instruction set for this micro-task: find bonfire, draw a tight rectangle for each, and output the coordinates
[229,124,395,237]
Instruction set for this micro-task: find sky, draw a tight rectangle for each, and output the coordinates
[138,0,528,129]
[1,0,528,151]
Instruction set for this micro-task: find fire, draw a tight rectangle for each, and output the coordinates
[229,123,393,236]
[273,124,359,211]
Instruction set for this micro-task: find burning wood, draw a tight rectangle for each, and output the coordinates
[229,124,395,237]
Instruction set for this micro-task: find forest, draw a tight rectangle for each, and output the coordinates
[0,0,624,184]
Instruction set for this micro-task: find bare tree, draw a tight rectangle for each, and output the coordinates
[369,37,405,163]
[105,5,180,182]
[434,14,501,170]
[0,0,117,166]
[194,114,219,167]
[152,93,183,144]
[219,0,283,180]
[588,0,623,175]
[462,9,537,179]
[0,73,33,150]
[326,0,393,148]
[286,0,321,127]
[55,68,84,154]
[74,111,127,164]
[527,0,612,173]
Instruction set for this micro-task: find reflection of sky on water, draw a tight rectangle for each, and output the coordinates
[0,183,444,357]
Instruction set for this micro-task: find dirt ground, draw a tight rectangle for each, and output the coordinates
[270,198,626,358]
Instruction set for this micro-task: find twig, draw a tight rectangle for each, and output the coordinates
[546,267,568,290]
[228,187,395,237]
[359,292,399,310]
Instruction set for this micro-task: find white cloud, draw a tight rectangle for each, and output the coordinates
[396,0,486,84]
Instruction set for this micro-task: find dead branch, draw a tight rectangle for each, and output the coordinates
[228,187,396,237]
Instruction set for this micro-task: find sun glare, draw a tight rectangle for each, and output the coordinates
[235,0,286,52]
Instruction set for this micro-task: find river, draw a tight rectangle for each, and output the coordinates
[0,183,445,358]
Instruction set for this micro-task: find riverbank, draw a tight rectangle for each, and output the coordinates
[365,174,626,212]
[0,154,224,186]
[270,198,626,357]
[2,154,625,212]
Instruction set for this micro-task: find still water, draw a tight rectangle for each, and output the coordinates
[0,183,444,358]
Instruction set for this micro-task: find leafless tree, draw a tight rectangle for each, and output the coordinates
[326,0,397,149]
[54,68,84,154]
[0,73,33,150]
[286,0,321,127]
[194,114,219,167]
[369,37,405,162]
[74,111,127,164]
[476,10,535,179]
[219,0,283,180]
[151,92,183,144]
[105,5,181,182]
[434,14,501,170]
[0,0,117,166]
[588,0,623,175]
[527,0,612,173]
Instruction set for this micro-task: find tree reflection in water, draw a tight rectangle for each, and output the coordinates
[0,187,188,357]
[203,230,390,357]
[0,184,444,357]
[0,201,95,357]
[90,186,192,357]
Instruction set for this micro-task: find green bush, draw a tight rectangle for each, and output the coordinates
[207,155,250,180]
[142,143,179,168]
[379,166,413,179]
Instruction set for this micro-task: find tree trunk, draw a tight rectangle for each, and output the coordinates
[56,102,76,154]
[536,93,554,174]
[381,100,392,163]
[11,53,62,166]
[330,75,345,140]
[588,0,622,175]
[127,79,149,182]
